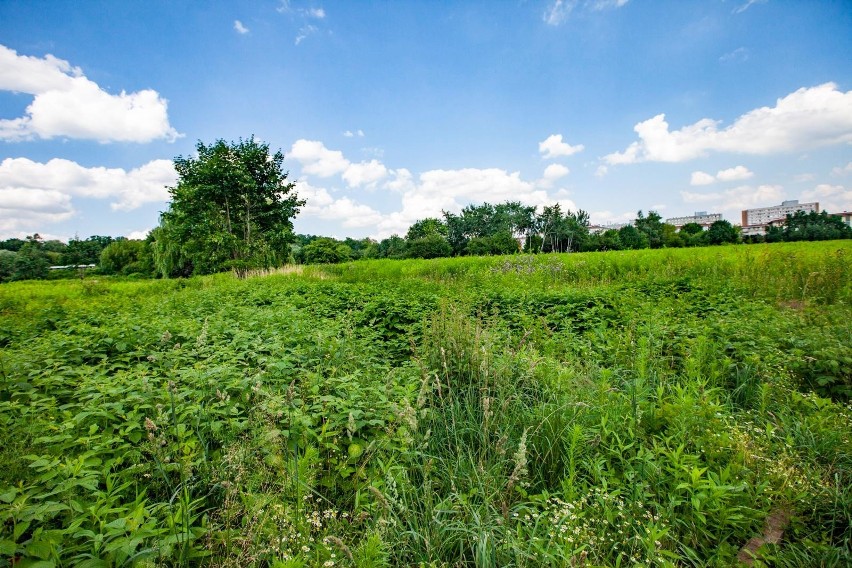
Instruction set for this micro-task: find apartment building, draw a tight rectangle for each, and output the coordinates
[740,200,819,235]
[665,211,722,229]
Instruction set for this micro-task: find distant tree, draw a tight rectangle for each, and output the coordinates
[634,210,665,248]
[63,235,114,265]
[599,229,623,251]
[407,234,452,259]
[100,240,149,275]
[618,225,649,250]
[538,204,590,253]
[764,225,784,243]
[783,211,852,241]
[153,137,303,277]
[12,235,50,281]
[679,223,704,236]
[301,238,352,264]
[0,250,16,282]
[705,220,739,245]
[0,238,25,252]
[661,223,683,248]
[406,218,447,241]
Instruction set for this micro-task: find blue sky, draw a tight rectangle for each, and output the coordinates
[1,0,851,241]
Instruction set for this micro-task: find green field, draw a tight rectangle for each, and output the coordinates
[1,242,850,567]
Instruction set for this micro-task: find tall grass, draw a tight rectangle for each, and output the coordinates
[1,241,850,566]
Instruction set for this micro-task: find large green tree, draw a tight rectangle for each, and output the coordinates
[153,137,304,277]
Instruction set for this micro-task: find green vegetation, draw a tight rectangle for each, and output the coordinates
[151,137,304,278]
[1,241,851,566]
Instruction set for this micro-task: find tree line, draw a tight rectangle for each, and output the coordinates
[3,136,850,280]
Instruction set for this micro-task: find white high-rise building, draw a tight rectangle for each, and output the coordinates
[741,200,819,235]
[666,211,722,229]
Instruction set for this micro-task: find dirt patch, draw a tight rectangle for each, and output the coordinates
[737,506,792,565]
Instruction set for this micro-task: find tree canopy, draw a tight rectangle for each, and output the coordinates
[153,137,303,277]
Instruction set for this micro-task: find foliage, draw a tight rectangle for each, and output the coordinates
[406,234,452,259]
[1,239,850,566]
[782,210,852,241]
[99,239,154,276]
[634,210,665,248]
[705,219,740,245]
[300,238,353,264]
[153,137,304,277]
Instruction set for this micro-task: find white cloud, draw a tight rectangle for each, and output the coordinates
[831,162,852,177]
[288,139,584,238]
[544,0,627,25]
[604,83,852,165]
[539,163,570,188]
[375,168,557,238]
[691,166,754,185]
[286,139,349,177]
[0,44,180,143]
[801,184,852,213]
[690,171,715,186]
[543,163,570,180]
[305,8,325,19]
[0,157,176,214]
[343,129,365,138]
[286,139,387,188]
[681,184,784,221]
[543,0,576,26]
[234,20,250,34]
[342,159,388,188]
[295,24,318,45]
[539,134,585,159]
[717,166,754,182]
[126,229,152,240]
[590,0,629,10]
[296,179,383,228]
[595,165,608,177]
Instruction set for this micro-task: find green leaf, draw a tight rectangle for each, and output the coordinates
[0,539,17,556]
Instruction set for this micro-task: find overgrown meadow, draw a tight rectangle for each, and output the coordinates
[1,241,850,567]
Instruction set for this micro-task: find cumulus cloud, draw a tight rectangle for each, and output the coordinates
[604,83,852,165]
[543,163,570,180]
[234,20,249,34]
[342,159,388,188]
[0,44,180,143]
[831,162,852,177]
[716,166,754,182]
[343,129,365,138]
[692,165,754,185]
[286,139,387,188]
[680,184,784,221]
[690,171,716,186]
[286,139,349,177]
[295,179,383,228]
[288,138,583,238]
[801,183,852,213]
[374,168,558,238]
[539,134,585,159]
[0,157,176,214]
[538,163,570,188]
